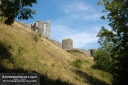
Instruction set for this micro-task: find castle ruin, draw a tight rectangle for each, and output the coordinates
[62,38,73,50]
[27,20,97,56]
[31,20,50,39]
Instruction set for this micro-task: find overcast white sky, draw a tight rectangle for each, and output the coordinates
[20,0,110,50]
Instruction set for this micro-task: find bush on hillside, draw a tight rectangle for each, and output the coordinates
[33,33,39,42]
[73,59,83,68]
[92,49,112,72]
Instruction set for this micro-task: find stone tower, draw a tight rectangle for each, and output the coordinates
[31,20,50,39]
[62,38,73,50]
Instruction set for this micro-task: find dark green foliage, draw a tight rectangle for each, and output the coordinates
[0,0,37,25]
[93,49,112,72]
[97,0,128,84]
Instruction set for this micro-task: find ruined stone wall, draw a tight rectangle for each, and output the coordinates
[50,39,62,48]
[61,38,95,56]
[50,38,92,56]
[44,21,50,39]
[62,38,73,50]
[31,22,38,33]
[31,20,50,39]
[36,20,43,35]
[20,20,96,56]
[73,48,91,56]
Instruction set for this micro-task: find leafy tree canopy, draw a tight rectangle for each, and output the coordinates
[97,0,128,84]
[0,0,37,25]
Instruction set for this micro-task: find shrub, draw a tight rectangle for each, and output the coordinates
[33,33,39,42]
[73,59,83,68]
[92,49,112,72]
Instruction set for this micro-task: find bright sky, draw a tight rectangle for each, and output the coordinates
[20,0,109,50]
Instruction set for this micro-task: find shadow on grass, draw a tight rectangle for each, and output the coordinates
[0,64,72,85]
[0,42,72,85]
[73,70,110,85]
[0,41,12,59]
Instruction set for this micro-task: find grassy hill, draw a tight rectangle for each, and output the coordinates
[0,21,112,85]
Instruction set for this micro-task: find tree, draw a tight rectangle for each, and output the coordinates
[0,0,37,25]
[97,0,128,85]
[93,48,113,72]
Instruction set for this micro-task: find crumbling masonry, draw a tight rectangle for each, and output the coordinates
[62,38,73,50]
[27,20,97,56]
[31,20,50,39]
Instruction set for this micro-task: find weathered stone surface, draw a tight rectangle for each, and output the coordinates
[62,38,73,50]
[50,39,62,48]
[73,48,91,56]
[31,20,50,39]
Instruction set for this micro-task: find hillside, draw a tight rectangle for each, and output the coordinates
[0,21,112,85]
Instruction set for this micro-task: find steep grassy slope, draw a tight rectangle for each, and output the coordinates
[0,21,112,85]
